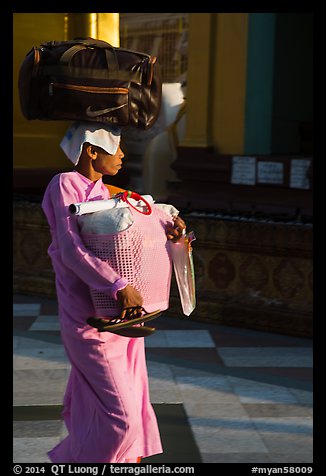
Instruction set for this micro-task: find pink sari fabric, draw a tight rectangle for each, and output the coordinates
[41,171,163,462]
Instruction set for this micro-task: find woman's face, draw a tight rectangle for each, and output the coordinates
[92,144,125,176]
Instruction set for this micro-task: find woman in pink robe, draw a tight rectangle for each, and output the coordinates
[41,122,185,463]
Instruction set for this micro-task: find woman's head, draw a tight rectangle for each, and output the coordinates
[60,121,122,166]
[81,142,125,176]
[60,121,125,180]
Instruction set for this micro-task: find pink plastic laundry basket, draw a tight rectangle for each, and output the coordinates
[80,199,174,318]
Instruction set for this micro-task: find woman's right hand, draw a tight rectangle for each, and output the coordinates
[117,284,143,318]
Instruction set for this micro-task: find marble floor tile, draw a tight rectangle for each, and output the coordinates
[170,364,221,379]
[14,405,63,421]
[176,376,240,404]
[13,369,69,405]
[201,452,271,463]
[13,303,41,316]
[250,367,313,381]
[41,302,59,315]
[145,331,169,348]
[267,453,313,463]
[202,451,313,463]
[211,328,312,348]
[146,330,215,348]
[147,347,224,365]
[14,335,62,349]
[30,316,61,331]
[289,388,313,405]
[218,347,313,367]
[13,420,63,437]
[12,294,314,465]
[252,417,313,454]
[252,416,313,434]
[13,316,38,330]
[13,437,57,463]
[183,402,249,419]
[149,380,182,403]
[147,360,176,379]
[164,330,216,348]
[14,347,70,370]
[188,417,268,453]
[147,361,182,403]
[60,423,69,440]
[13,336,19,350]
[228,376,299,404]
[243,403,313,417]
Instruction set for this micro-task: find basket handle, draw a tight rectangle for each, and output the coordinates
[119,191,152,215]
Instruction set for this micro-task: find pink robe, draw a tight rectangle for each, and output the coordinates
[41,170,163,463]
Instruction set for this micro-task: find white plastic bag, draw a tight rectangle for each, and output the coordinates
[169,231,196,316]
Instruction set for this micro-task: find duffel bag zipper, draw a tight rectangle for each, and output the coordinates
[32,47,41,77]
[147,56,157,86]
[49,83,129,96]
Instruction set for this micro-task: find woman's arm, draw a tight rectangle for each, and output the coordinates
[42,174,128,300]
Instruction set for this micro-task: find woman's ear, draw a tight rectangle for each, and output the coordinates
[85,144,97,160]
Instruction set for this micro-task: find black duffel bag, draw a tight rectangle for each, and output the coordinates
[18,37,162,130]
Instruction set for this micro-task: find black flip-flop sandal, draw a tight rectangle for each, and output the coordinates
[87,307,162,333]
[109,326,156,338]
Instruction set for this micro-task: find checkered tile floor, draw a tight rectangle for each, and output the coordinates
[13,294,313,463]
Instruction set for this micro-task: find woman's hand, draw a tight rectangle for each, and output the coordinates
[117,284,144,319]
[166,216,187,242]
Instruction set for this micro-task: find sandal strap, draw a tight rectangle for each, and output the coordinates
[87,309,162,332]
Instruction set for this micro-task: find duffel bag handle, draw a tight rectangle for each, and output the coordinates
[58,40,119,74]
[70,38,119,72]
[41,37,112,49]
[42,37,119,73]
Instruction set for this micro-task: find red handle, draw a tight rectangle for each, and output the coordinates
[120,191,152,215]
